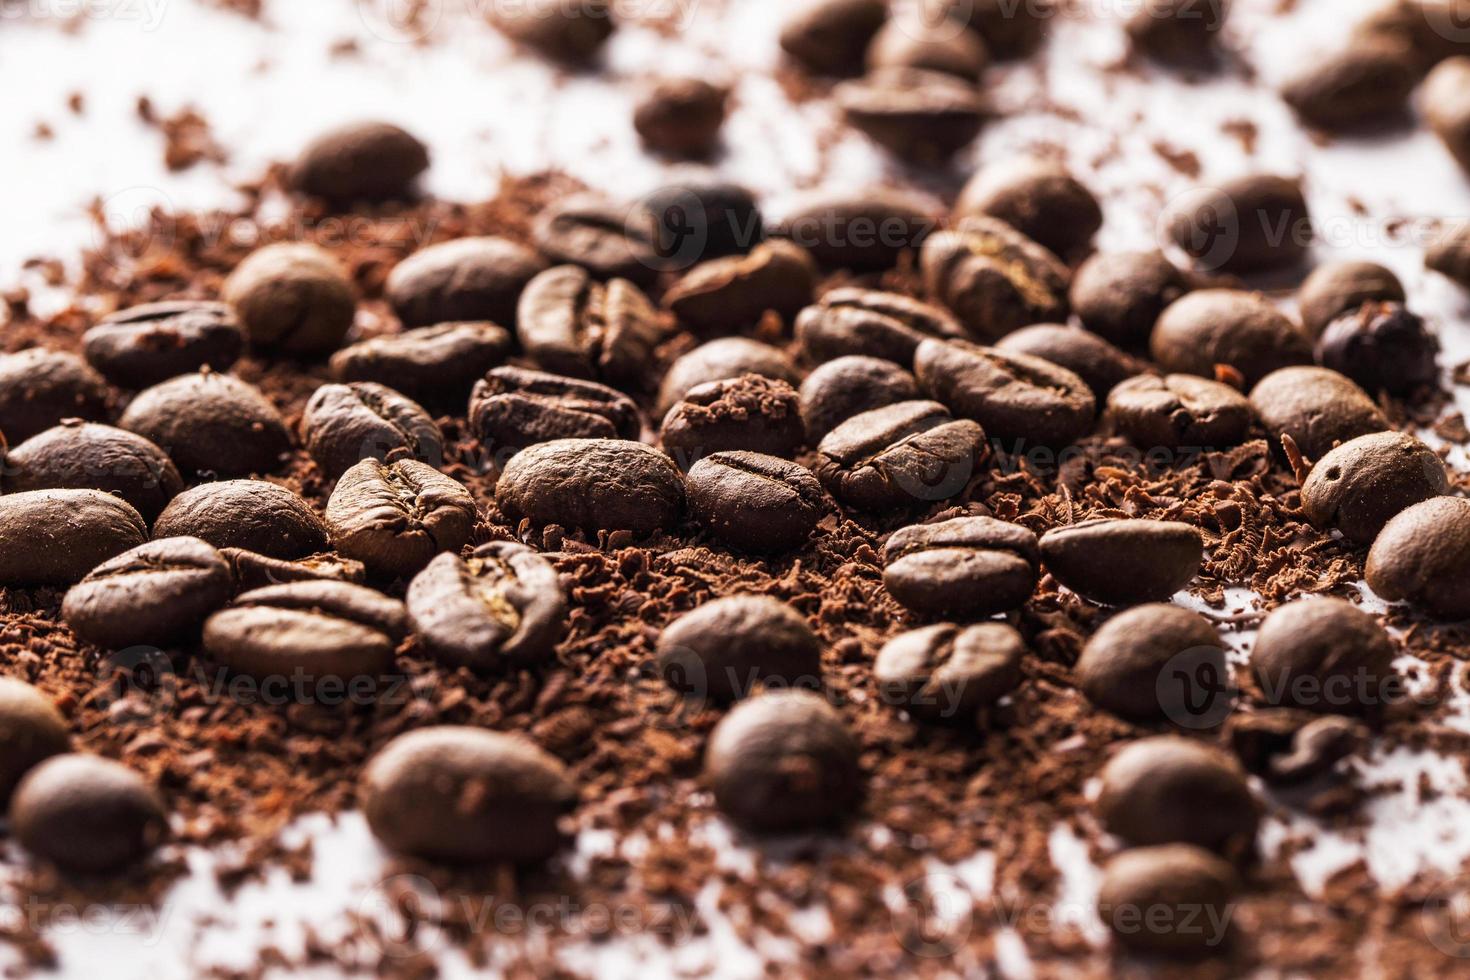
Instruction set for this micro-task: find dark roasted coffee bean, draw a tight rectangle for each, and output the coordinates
[0,490,147,586]
[291,121,429,203]
[517,265,664,385]
[1315,302,1439,395]
[657,596,822,703]
[929,0,1053,59]
[203,580,407,682]
[1152,290,1311,388]
[222,548,367,592]
[3,421,182,522]
[1249,366,1387,462]
[1301,431,1448,544]
[774,188,940,271]
[301,382,442,478]
[63,537,233,650]
[325,459,477,578]
[640,179,763,265]
[875,622,1023,721]
[489,0,613,63]
[1368,496,1470,619]
[387,236,547,329]
[1252,598,1397,714]
[1297,261,1406,337]
[1427,222,1470,287]
[361,726,576,863]
[1282,39,1416,129]
[1095,736,1258,852]
[799,355,920,442]
[815,400,987,511]
[995,324,1139,401]
[920,217,1070,342]
[533,194,662,286]
[84,301,245,389]
[222,243,357,355]
[1165,175,1312,274]
[633,78,727,158]
[656,337,801,415]
[1106,374,1250,451]
[661,375,805,467]
[663,241,817,336]
[1041,520,1202,606]
[0,348,109,443]
[914,339,1095,450]
[955,160,1103,259]
[1226,708,1366,783]
[0,680,69,807]
[836,67,986,163]
[407,542,566,671]
[118,372,291,478]
[795,288,965,366]
[469,366,641,459]
[495,438,686,535]
[1354,1,1470,74]
[1126,0,1229,66]
[1070,250,1189,348]
[687,452,827,554]
[1076,604,1226,721]
[155,480,328,560]
[1098,845,1238,956]
[883,517,1039,618]
[866,13,989,79]
[1426,57,1470,171]
[779,0,887,75]
[10,755,166,873]
[704,690,861,832]
[329,322,512,415]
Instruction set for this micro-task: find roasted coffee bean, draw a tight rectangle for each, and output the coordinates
[63,536,233,650]
[1098,845,1238,956]
[1226,708,1366,783]
[1367,496,1470,619]
[1252,598,1397,714]
[469,366,641,459]
[920,217,1070,342]
[300,382,442,478]
[656,337,801,415]
[815,401,987,511]
[779,0,887,75]
[1106,374,1250,451]
[835,68,986,163]
[660,374,804,468]
[639,179,763,265]
[203,580,408,682]
[516,265,663,386]
[155,480,328,560]
[361,726,576,863]
[1126,0,1229,66]
[1354,1,1470,74]
[291,121,429,203]
[915,339,1096,450]
[663,241,817,336]
[773,187,940,271]
[795,288,965,366]
[1151,290,1312,388]
[84,301,245,389]
[1165,175,1312,274]
[1427,222,1470,287]
[222,548,367,592]
[0,348,109,443]
[1249,366,1387,462]
[1297,260,1406,337]
[686,452,827,554]
[1040,520,1203,606]
[0,490,147,586]
[1070,250,1189,348]
[1424,56,1470,172]
[866,13,989,78]
[387,236,548,329]
[995,324,1139,401]
[799,355,920,442]
[1316,302,1439,395]
[329,322,513,415]
[3,422,181,522]
[489,0,613,63]
[1301,431,1448,544]
[874,622,1024,721]
[0,679,69,807]
[325,459,477,578]
[1095,736,1258,851]
[883,516,1038,618]
[222,243,357,355]
[495,438,686,535]
[704,690,861,833]
[633,77,727,158]
[533,195,662,286]
[118,372,291,479]
[955,160,1103,259]
[1075,604,1226,721]
[9,755,166,873]
[407,542,566,671]
[1282,39,1417,130]
[657,596,822,703]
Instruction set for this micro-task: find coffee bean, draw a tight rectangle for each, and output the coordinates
[203,580,408,682]
[1297,261,1406,337]
[1107,374,1251,451]
[799,355,920,441]
[1126,0,1229,66]
[495,438,686,535]
[489,0,613,63]
[1252,598,1397,714]
[1367,496,1470,619]
[1424,56,1470,172]
[361,726,576,863]
[656,337,801,415]
[1165,175,1312,274]
[920,217,1070,342]
[291,121,429,204]
[325,459,477,578]
[1354,1,1470,75]
[300,382,442,478]
[84,301,245,389]
[1070,250,1189,348]
[407,542,566,671]
[795,288,965,366]
[883,516,1039,618]
[155,480,328,560]
[704,690,861,833]
[1249,366,1387,462]
[387,237,548,329]
[1236,712,1365,785]
[0,490,147,586]
[533,194,662,286]
[469,366,641,460]
[686,452,827,554]
[1076,604,1226,720]
[773,187,940,271]
[1427,222,1470,287]
[118,372,291,479]
[1316,302,1439,396]
[639,179,763,265]
[995,324,1140,401]
[9,754,166,873]
[866,13,989,79]
[517,265,664,385]
[955,160,1103,259]
[657,596,823,703]
[633,78,727,158]
[931,0,1053,59]
[0,679,69,806]
[779,0,887,75]
[0,348,109,443]
[329,322,512,415]
[222,243,357,355]
[63,536,233,650]
[815,400,987,511]
[1098,845,1238,956]
[1282,39,1416,129]
[660,374,805,467]
[1095,736,1258,851]
[3,421,182,522]
[1041,520,1203,606]
[1151,290,1311,388]
[1301,431,1448,544]
[221,548,367,593]
[663,241,817,336]
[874,622,1024,721]
[835,68,986,163]
[914,339,1096,450]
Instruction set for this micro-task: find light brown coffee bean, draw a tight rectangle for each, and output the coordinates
[154,480,328,560]
[63,537,234,650]
[1249,366,1387,462]
[490,0,613,63]
[633,77,727,158]
[517,265,664,386]
[300,381,442,478]
[1367,496,1470,619]
[866,13,989,79]
[1152,290,1312,388]
[920,217,1070,342]
[815,400,987,511]
[874,622,1024,722]
[1301,431,1448,544]
[222,243,357,355]
[779,0,887,75]
[118,372,291,479]
[0,679,70,807]
[0,490,147,586]
[386,237,548,329]
[1106,374,1251,451]
[663,241,817,336]
[835,68,986,164]
[1282,39,1417,130]
[291,121,429,204]
[325,459,477,578]
[495,438,686,535]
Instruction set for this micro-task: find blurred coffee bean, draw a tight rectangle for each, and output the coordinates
[0,490,147,586]
[795,288,965,366]
[495,438,686,535]
[291,121,429,203]
[222,243,357,355]
[517,265,664,386]
[10,755,166,874]
[222,548,367,593]
[490,0,613,63]
[1075,604,1226,721]
[1070,250,1189,348]
[84,301,244,389]
[874,622,1024,721]
[883,516,1040,618]
[1106,374,1251,451]
[1297,261,1405,337]
[686,451,827,554]
[1165,175,1312,274]
[779,0,887,75]
[799,355,920,442]
[633,78,727,158]
[118,372,291,479]
[657,596,823,703]
[663,241,817,336]
[1151,290,1311,388]
[1427,222,1470,287]
[0,348,109,443]
[1424,56,1470,171]
[1301,431,1448,544]
[533,194,662,286]
[329,322,512,415]
[866,14,989,79]
[996,324,1139,401]
[0,679,69,807]
[955,159,1102,258]
[63,537,233,650]
[1367,496,1470,619]
[1354,1,1470,75]
[640,179,763,264]
[325,459,477,578]
[1095,736,1258,851]
[4,422,182,522]
[656,337,801,415]
[1252,598,1397,714]
[815,400,987,511]
[1227,708,1365,783]
[300,381,442,479]
[835,68,986,163]
[1098,845,1238,956]
[928,0,1054,59]
[1249,366,1387,462]
[774,188,940,271]
[660,374,805,468]
[1282,39,1417,130]
[920,217,1070,342]
[386,237,548,329]
[155,480,328,560]
[1315,302,1438,395]
[1126,0,1229,66]
[1040,520,1203,606]
[469,365,641,459]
